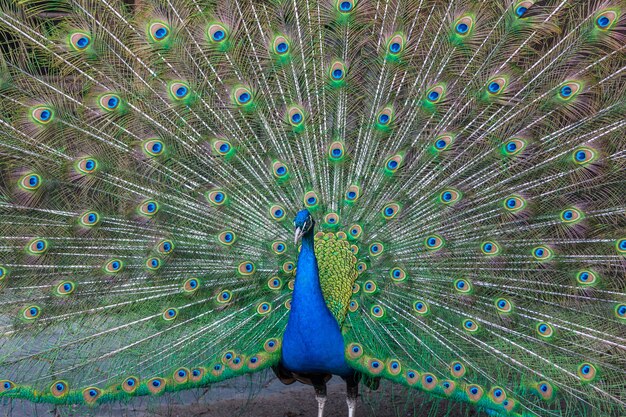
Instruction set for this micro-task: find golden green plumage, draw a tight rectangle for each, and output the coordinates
[314,232,358,325]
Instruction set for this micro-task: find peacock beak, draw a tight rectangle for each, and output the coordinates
[294,227,303,245]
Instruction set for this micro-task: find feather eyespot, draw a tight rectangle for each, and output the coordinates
[206,190,227,206]
[169,82,190,101]
[450,361,466,378]
[356,262,367,274]
[595,10,617,30]
[387,37,403,55]
[502,138,526,156]
[233,87,253,106]
[69,32,91,50]
[454,278,472,293]
[558,81,582,101]
[572,147,596,165]
[433,134,454,151]
[272,160,289,178]
[390,267,406,282]
[145,257,161,271]
[149,22,170,42]
[369,242,384,256]
[577,363,597,381]
[208,23,228,43]
[348,224,362,239]
[23,305,41,320]
[514,1,533,18]
[406,370,419,385]
[377,106,394,126]
[489,386,507,404]
[147,378,165,394]
[269,204,286,221]
[463,319,479,332]
[257,302,272,315]
[83,387,102,403]
[454,16,474,36]
[56,281,75,296]
[347,343,363,359]
[363,280,377,293]
[576,270,597,286]
[426,84,445,103]
[536,381,554,400]
[183,278,200,293]
[19,173,41,191]
[442,380,456,395]
[367,358,384,374]
[348,300,359,312]
[381,203,400,220]
[440,189,461,205]
[162,308,178,321]
[536,322,554,338]
[370,305,384,318]
[0,380,15,393]
[303,191,319,208]
[425,235,444,250]
[143,139,165,157]
[323,213,339,226]
[282,261,295,273]
[387,360,402,375]
[26,238,48,255]
[156,240,174,254]
[122,377,139,393]
[174,368,189,384]
[264,338,280,352]
[532,246,553,261]
[560,208,583,223]
[330,61,346,81]
[272,35,290,55]
[467,384,484,402]
[238,261,256,276]
[138,200,159,217]
[31,106,54,124]
[385,155,403,174]
[413,300,429,315]
[288,106,304,126]
[337,0,355,13]
[328,141,345,161]
[76,157,98,175]
[268,277,282,290]
[212,139,233,156]
[486,77,507,95]
[615,304,626,319]
[99,93,121,111]
[422,373,437,390]
[0,266,7,282]
[272,241,286,254]
[345,185,361,202]
[481,241,501,255]
[104,259,123,273]
[504,195,526,212]
[495,298,513,313]
[51,381,68,397]
[217,290,232,304]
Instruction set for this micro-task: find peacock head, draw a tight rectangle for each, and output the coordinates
[293,209,315,244]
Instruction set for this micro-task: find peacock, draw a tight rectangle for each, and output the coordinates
[0,0,625,416]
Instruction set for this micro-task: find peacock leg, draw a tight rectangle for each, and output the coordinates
[313,381,327,417]
[344,373,359,417]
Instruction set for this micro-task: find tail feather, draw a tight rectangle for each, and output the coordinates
[0,0,624,416]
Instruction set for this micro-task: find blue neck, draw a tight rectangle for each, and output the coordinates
[291,230,327,313]
[280,227,352,376]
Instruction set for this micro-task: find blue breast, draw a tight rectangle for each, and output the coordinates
[281,232,352,376]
